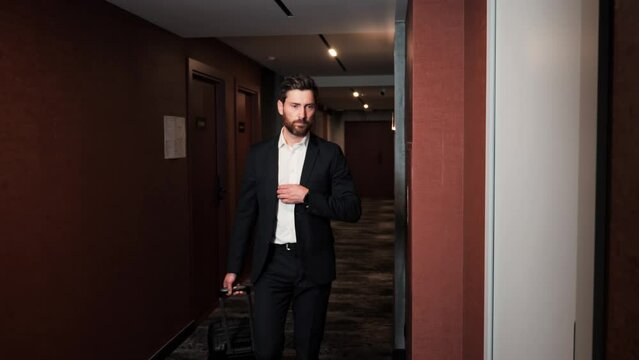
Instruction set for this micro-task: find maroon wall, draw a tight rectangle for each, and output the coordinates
[406,0,485,358]
[606,1,639,358]
[0,1,262,358]
[462,0,486,358]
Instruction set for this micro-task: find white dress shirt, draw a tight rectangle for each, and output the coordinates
[274,129,309,245]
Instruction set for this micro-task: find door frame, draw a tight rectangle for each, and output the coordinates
[186,58,228,317]
[233,82,260,202]
[234,82,261,145]
[393,20,407,355]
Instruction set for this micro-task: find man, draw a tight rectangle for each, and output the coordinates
[222,74,361,360]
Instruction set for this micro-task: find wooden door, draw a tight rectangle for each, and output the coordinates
[235,88,259,203]
[345,121,394,199]
[187,60,226,317]
[234,87,259,278]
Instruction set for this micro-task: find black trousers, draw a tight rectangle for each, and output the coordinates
[253,244,331,360]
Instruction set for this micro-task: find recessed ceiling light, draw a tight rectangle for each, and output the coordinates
[363,104,369,109]
[352,91,360,97]
[319,35,346,71]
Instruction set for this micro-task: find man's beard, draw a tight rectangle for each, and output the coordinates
[283,118,312,137]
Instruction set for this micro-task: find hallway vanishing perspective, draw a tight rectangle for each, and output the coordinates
[167,198,395,359]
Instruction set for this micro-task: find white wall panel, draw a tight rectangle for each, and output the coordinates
[489,0,598,359]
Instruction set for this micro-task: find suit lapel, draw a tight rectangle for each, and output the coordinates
[300,134,319,185]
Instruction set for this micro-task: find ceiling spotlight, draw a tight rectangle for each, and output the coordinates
[319,35,346,71]
[363,104,369,109]
[352,91,360,97]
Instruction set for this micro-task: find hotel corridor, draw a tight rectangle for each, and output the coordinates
[167,198,395,359]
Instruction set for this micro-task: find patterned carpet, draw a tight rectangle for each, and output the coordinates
[167,198,395,359]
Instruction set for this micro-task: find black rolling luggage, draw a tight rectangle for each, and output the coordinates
[207,284,255,359]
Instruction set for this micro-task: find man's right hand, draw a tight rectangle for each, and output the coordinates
[223,273,244,296]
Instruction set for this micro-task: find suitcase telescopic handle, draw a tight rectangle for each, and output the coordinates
[219,284,250,296]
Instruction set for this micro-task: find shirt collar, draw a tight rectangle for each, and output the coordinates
[278,127,309,149]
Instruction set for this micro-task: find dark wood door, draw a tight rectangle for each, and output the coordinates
[345,121,394,199]
[235,88,259,203]
[188,62,225,317]
[234,87,259,278]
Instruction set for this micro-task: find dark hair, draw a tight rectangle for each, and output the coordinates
[277,74,318,103]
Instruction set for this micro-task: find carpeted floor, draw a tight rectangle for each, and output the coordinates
[167,198,395,359]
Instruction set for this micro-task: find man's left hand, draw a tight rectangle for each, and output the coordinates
[277,184,308,204]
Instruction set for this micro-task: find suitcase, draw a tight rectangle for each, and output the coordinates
[207,284,255,359]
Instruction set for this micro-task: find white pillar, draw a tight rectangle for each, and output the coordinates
[486,0,599,358]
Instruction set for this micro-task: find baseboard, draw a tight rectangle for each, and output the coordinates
[149,321,198,360]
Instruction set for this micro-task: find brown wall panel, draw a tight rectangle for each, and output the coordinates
[406,0,485,358]
[0,1,262,358]
[408,0,465,358]
[607,0,639,358]
[462,0,486,358]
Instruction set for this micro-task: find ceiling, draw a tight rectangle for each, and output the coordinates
[105,0,407,111]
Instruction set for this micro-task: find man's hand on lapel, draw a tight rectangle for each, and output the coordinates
[277,184,309,204]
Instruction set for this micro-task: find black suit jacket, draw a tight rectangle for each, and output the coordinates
[227,133,361,285]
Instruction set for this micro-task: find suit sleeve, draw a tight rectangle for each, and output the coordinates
[227,148,258,275]
[305,145,361,222]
